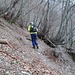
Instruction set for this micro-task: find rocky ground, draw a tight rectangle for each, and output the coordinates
[0,18,75,75]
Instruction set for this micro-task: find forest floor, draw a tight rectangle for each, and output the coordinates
[0,18,75,75]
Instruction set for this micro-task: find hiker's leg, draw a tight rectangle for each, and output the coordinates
[34,34,39,48]
[31,34,35,48]
[35,34,39,49]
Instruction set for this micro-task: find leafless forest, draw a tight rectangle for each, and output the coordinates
[0,0,75,50]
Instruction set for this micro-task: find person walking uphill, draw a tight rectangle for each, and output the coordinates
[28,22,39,49]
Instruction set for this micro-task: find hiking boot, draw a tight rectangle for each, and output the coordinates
[33,46,35,49]
[37,46,39,49]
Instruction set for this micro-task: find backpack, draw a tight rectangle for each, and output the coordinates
[30,25,37,32]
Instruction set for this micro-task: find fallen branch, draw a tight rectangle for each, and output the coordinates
[0,39,15,49]
[45,37,56,47]
[38,32,56,47]
[0,39,8,44]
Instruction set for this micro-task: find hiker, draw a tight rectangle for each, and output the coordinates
[28,22,39,49]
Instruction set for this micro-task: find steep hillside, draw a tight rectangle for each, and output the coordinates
[0,18,75,75]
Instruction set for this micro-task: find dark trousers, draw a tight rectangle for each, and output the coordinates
[31,34,38,47]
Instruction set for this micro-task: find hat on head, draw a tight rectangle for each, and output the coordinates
[30,22,34,25]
